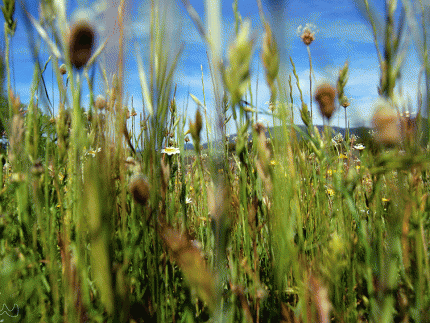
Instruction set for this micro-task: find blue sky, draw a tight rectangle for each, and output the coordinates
[0,0,425,138]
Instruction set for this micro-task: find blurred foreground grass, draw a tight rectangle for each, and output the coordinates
[0,0,430,322]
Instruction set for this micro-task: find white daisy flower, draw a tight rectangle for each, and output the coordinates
[353,144,365,150]
[161,147,180,155]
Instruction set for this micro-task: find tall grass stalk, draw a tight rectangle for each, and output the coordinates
[1,0,16,123]
[307,46,314,121]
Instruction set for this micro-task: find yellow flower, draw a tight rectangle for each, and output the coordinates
[326,188,335,197]
[270,160,276,166]
[327,169,338,176]
[338,153,348,159]
[382,197,390,203]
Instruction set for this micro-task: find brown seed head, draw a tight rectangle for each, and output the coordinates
[129,175,150,206]
[301,29,315,45]
[190,109,203,143]
[297,24,318,46]
[253,122,266,135]
[372,104,400,145]
[31,161,44,176]
[315,83,336,119]
[68,21,95,69]
[340,96,350,108]
[195,109,203,136]
[59,64,67,75]
[95,95,106,110]
[85,110,92,122]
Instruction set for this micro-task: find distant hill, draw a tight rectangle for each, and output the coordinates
[195,125,371,151]
[190,118,430,151]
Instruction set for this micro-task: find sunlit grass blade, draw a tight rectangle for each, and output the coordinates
[136,45,154,117]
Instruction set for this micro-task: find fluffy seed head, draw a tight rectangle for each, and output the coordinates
[301,30,314,45]
[315,83,336,119]
[297,24,317,46]
[372,104,400,145]
[129,175,150,206]
[95,95,106,110]
[68,21,95,69]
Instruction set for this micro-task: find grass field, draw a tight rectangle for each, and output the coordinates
[1,0,430,322]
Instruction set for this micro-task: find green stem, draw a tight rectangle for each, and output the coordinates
[4,28,12,122]
[418,0,430,145]
[344,107,347,134]
[307,45,313,122]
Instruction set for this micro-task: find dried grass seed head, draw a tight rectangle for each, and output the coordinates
[297,23,317,46]
[262,23,279,92]
[399,111,416,142]
[372,102,400,145]
[95,95,106,110]
[59,64,67,75]
[314,83,336,119]
[129,174,150,206]
[341,97,350,108]
[68,20,95,69]
[9,89,21,114]
[189,109,203,143]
